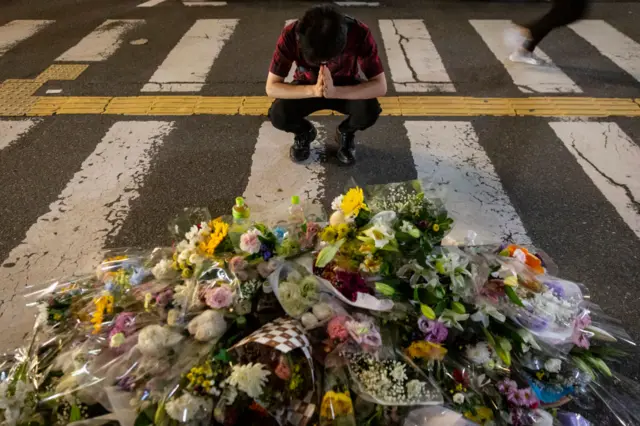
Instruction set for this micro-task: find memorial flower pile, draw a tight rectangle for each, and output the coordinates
[0,180,638,426]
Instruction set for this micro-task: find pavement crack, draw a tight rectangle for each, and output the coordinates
[391,20,420,83]
[569,134,640,215]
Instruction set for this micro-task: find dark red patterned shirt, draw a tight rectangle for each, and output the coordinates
[269,17,384,86]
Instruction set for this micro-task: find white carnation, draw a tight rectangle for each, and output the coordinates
[228,363,270,399]
[312,302,334,321]
[453,392,465,404]
[465,342,492,365]
[406,379,425,400]
[544,358,562,373]
[301,313,319,329]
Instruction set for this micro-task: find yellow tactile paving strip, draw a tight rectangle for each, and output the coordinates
[2,65,640,117]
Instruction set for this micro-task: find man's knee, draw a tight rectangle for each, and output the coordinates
[268,99,289,131]
[350,99,382,130]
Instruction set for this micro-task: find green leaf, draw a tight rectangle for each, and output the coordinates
[504,286,524,307]
[69,405,82,422]
[135,411,155,426]
[420,304,436,320]
[451,301,466,314]
[375,282,395,297]
[482,328,497,347]
[572,356,596,379]
[214,348,231,362]
[586,356,613,377]
[434,300,447,316]
[495,346,511,367]
[315,239,345,268]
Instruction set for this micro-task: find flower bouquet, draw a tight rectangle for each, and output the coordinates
[270,260,320,318]
[319,365,355,426]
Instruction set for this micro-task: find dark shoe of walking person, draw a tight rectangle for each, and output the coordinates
[336,129,356,166]
[290,125,318,162]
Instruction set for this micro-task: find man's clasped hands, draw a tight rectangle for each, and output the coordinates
[312,65,338,98]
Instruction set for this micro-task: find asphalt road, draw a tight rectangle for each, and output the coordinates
[1,3,640,422]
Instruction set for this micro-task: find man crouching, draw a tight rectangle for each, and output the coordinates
[265,5,387,166]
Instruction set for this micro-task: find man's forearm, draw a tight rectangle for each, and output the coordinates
[266,82,317,99]
[332,79,387,100]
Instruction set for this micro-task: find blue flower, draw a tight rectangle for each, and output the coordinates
[273,227,287,242]
[130,267,150,286]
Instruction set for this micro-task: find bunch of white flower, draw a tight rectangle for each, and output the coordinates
[227,363,270,399]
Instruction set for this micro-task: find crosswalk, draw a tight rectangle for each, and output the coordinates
[1,17,639,95]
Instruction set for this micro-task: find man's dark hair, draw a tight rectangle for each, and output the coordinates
[297,5,348,65]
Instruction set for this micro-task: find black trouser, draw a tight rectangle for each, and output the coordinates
[524,0,589,52]
[268,97,382,136]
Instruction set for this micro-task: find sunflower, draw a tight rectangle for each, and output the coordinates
[340,187,368,218]
[199,217,229,257]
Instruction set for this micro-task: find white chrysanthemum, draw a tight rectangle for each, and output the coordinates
[228,363,270,399]
[465,342,492,365]
[390,363,407,383]
[331,195,344,211]
[151,259,176,280]
[165,393,212,422]
[544,358,562,373]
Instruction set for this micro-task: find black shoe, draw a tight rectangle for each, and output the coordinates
[336,129,356,166]
[290,126,317,162]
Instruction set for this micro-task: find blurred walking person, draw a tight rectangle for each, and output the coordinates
[505,0,589,65]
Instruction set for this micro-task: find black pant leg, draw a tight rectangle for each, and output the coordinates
[330,98,382,134]
[268,97,330,134]
[525,0,589,51]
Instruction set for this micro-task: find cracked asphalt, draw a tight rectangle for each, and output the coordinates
[0,2,639,421]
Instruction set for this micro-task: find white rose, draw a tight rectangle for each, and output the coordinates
[301,313,319,329]
[453,393,465,404]
[312,302,333,321]
[544,358,562,373]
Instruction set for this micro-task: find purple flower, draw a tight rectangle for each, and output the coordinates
[109,312,136,339]
[515,308,550,332]
[515,388,539,408]
[544,280,566,299]
[572,312,592,349]
[155,289,173,308]
[498,379,518,394]
[421,319,449,343]
[117,375,136,391]
[506,389,519,405]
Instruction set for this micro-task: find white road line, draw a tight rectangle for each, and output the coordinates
[138,0,167,7]
[183,1,227,5]
[0,20,54,57]
[549,122,640,239]
[242,121,326,224]
[379,19,454,92]
[56,19,144,62]
[141,19,238,93]
[569,20,640,83]
[284,19,297,83]
[405,121,531,245]
[470,19,581,94]
[0,119,39,151]
[0,121,174,346]
[334,1,380,6]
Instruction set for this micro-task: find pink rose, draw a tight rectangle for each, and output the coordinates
[240,229,262,254]
[229,256,248,273]
[204,285,235,309]
[327,316,349,342]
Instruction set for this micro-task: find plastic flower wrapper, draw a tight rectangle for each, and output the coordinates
[581,371,640,426]
[319,362,356,426]
[227,318,318,426]
[402,406,477,426]
[270,259,320,318]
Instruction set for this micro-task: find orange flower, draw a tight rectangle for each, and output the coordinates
[405,341,447,361]
[507,245,544,274]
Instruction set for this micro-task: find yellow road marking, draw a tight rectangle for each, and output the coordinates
[1,64,640,117]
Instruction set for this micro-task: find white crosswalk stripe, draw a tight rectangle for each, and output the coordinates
[379,19,454,92]
[141,19,238,92]
[569,20,640,83]
[243,121,327,223]
[0,20,54,57]
[0,120,175,347]
[0,119,39,151]
[470,19,582,94]
[56,19,143,62]
[137,0,168,7]
[405,121,531,245]
[549,121,640,240]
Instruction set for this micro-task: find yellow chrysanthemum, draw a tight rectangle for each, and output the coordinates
[199,217,229,257]
[464,406,494,424]
[405,340,447,361]
[321,226,337,243]
[340,187,368,218]
[91,294,114,334]
[335,223,351,240]
[320,390,354,418]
